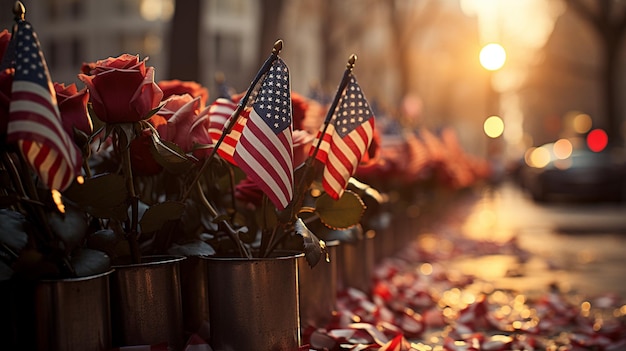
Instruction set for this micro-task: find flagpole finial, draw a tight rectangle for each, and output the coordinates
[347,54,357,71]
[13,1,25,21]
[272,39,283,55]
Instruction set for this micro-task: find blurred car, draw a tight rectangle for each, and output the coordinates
[520,139,626,202]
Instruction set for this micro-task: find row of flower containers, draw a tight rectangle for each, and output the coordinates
[0,2,492,350]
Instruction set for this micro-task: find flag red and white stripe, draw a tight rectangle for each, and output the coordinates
[207,97,246,165]
[7,20,81,191]
[231,57,293,210]
[311,75,375,199]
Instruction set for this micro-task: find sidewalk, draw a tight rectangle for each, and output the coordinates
[304,184,626,350]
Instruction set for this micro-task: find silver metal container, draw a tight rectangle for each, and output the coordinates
[337,231,376,294]
[179,255,210,340]
[37,270,113,351]
[110,255,185,350]
[206,251,303,351]
[298,240,339,330]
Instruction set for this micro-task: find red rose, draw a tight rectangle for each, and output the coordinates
[292,129,314,168]
[291,92,309,131]
[130,129,163,176]
[0,30,12,140]
[0,29,11,62]
[78,54,163,123]
[158,80,209,109]
[54,83,92,138]
[153,94,213,160]
[235,177,264,208]
[0,69,13,140]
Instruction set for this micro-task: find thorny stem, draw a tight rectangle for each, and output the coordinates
[195,180,251,258]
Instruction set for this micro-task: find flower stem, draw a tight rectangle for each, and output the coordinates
[120,130,141,264]
[195,180,251,258]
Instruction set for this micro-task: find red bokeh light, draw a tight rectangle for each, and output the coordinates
[586,129,608,152]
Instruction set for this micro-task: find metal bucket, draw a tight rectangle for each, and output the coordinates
[110,255,185,350]
[2,270,113,351]
[337,231,375,293]
[179,255,210,340]
[36,270,113,351]
[206,251,303,351]
[298,240,339,329]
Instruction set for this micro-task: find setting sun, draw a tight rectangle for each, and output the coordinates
[479,43,507,71]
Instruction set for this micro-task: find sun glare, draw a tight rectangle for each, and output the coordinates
[480,43,507,71]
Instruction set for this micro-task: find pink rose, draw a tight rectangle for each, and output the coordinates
[54,83,92,138]
[78,54,163,123]
[152,94,213,160]
[158,80,209,109]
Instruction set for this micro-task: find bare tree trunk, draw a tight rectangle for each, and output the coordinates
[168,0,201,81]
[565,0,626,145]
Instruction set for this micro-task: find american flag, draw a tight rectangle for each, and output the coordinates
[7,20,81,192]
[311,75,375,199]
[231,58,293,210]
[207,97,245,165]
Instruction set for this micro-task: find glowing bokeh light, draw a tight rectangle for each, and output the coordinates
[553,138,573,159]
[479,43,507,71]
[484,115,504,138]
[587,129,608,152]
[573,113,592,134]
[530,146,551,168]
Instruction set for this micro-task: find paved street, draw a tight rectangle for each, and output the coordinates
[438,180,626,300]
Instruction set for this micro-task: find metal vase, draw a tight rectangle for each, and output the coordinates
[2,270,113,351]
[298,240,339,329]
[179,255,210,340]
[110,255,185,350]
[206,251,303,351]
[337,231,376,293]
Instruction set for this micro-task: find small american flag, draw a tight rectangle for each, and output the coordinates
[7,20,81,191]
[311,75,375,199]
[231,58,293,210]
[207,97,246,165]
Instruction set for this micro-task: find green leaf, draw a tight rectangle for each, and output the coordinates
[294,218,325,268]
[167,241,216,257]
[140,103,164,121]
[87,102,105,133]
[139,201,186,233]
[0,209,28,253]
[63,173,129,220]
[85,229,127,259]
[114,123,137,146]
[149,133,194,174]
[47,203,89,253]
[315,190,366,229]
[70,248,111,277]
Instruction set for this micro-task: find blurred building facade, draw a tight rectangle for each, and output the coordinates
[520,6,626,148]
[5,0,619,161]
